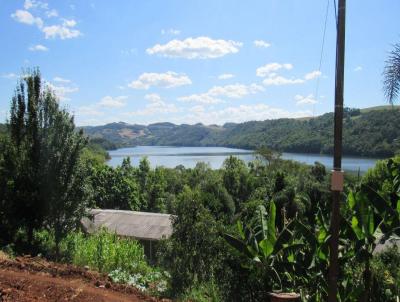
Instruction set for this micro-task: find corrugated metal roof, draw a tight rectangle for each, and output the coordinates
[81,209,174,241]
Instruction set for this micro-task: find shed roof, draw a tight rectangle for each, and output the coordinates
[81,209,174,241]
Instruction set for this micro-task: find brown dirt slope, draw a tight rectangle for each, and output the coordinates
[0,255,170,302]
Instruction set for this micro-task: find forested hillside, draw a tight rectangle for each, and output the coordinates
[82,106,400,157]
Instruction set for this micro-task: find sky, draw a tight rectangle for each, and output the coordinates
[0,0,399,126]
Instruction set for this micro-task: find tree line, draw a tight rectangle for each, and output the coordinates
[1,70,400,301]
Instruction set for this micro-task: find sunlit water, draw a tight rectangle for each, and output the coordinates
[107,146,380,173]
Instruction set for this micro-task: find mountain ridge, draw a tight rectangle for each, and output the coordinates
[80,106,400,157]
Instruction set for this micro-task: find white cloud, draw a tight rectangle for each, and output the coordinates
[29,44,48,51]
[295,94,318,105]
[146,36,242,59]
[76,105,104,117]
[161,28,181,35]
[47,82,79,101]
[11,10,43,28]
[218,73,235,80]
[263,76,304,86]
[304,70,322,80]
[354,66,363,72]
[129,71,192,90]
[98,96,128,108]
[1,73,18,79]
[24,0,48,10]
[208,83,264,98]
[254,40,271,48]
[179,83,264,104]
[256,63,293,77]
[189,105,205,113]
[179,93,224,104]
[45,9,58,18]
[124,94,180,116]
[53,76,71,83]
[12,2,82,40]
[42,19,81,39]
[179,104,312,125]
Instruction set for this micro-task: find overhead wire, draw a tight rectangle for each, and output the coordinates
[313,0,331,117]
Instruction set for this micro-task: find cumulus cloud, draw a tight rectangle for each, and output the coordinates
[12,2,81,40]
[257,63,322,86]
[354,66,363,72]
[179,93,224,104]
[11,10,43,28]
[295,94,318,105]
[263,76,305,86]
[208,83,264,98]
[256,63,293,77]
[179,104,312,125]
[129,71,192,90]
[218,73,235,80]
[189,105,206,113]
[24,0,48,10]
[304,70,322,80]
[146,37,242,59]
[29,44,48,51]
[98,96,128,108]
[179,83,264,104]
[124,94,180,116]
[24,1,57,17]
[1,73,18,79]
[42,19,81,39]
[45,9,58,18]
[254,40,271,48]
[53,76,71,83]
[47,82,79,101]
[75,105,104,117]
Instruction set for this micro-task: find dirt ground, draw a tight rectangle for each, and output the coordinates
[0,254,170,302]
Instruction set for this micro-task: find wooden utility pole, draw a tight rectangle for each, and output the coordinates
[328,0,346,301]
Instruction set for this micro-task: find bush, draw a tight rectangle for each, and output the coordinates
[179,280,222,302]
[64,230,169,295]
[372,245,400,301]
[29,228,170,295]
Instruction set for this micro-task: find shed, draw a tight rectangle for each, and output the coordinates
[81,209,174,259]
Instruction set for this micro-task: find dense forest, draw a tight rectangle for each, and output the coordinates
[1,71,400,301]
[82,106,400,157]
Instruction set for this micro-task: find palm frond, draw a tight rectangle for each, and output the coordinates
[383,43,400,104]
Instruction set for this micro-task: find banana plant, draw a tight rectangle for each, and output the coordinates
[347,184,400,302]
[223,201,304,292]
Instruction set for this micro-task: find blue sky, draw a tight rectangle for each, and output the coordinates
[1,0,399,126]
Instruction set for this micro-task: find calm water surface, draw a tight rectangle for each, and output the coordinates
[108,146,380,172]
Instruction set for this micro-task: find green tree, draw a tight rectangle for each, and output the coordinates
[159,186,224,295]
[91,164,140,210]
[0,69,89,254]
[222,156,252,211]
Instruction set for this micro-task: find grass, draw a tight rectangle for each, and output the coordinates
[32,229,170,295]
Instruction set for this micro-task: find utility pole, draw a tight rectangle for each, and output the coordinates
[328,0,346,301]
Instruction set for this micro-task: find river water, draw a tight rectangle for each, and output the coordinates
[107,146,380,173]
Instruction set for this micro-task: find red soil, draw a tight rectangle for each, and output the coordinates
[0,255,170,302]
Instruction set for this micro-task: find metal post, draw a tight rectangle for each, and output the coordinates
[328,0,346,301]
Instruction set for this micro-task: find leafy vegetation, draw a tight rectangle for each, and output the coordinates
[1,70,400,302]
[0,69,89,256]
[82,106,400,157]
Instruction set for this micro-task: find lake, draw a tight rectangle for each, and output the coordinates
[107,146,380,173]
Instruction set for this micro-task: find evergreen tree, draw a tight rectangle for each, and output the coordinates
[0,69,89,253]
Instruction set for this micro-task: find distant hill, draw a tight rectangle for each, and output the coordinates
[81,106,400,157]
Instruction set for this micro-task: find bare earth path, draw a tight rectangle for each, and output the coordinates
[0,255,169,302]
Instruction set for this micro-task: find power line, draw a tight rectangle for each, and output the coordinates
[333,0,338,26]
[313,0,330,116]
